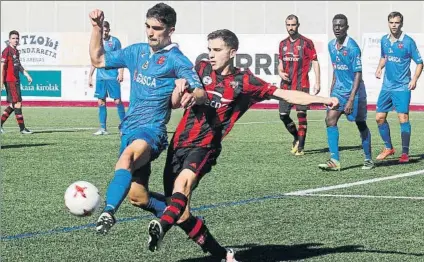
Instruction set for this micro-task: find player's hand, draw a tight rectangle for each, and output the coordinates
[88,77,93,88]
[175,78,189,96]
[326,97,339,109]
[408,79,417,90]
[313,83,321,95]
[26,75,32,84]
[89,9,104,28]
[180,92,195,109]
[117,74,123,83]
[281,72,290,82]
[375,68,382,79]
[344,99,354,115]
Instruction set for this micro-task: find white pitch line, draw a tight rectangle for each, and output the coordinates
[285,169,424,196]
[295,193,424,200]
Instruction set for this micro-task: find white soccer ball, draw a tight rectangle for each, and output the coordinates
[64,181,101,216]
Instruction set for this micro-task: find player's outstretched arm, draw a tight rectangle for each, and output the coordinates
[89,9,105,68]
[272,89,339,109]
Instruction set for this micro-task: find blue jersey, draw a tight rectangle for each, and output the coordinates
[381,33,423,91]
[97,36,122,80]
[328,36,366,98]
[105,43,202,134]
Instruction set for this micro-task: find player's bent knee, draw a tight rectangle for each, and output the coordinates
[398,113,409,123]
[375,114,387,125]
[98,99,106,106]
[14,102,22,109]
[114,99,122,105]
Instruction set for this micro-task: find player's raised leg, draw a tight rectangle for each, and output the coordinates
[319,109,342,171]
[95,139,151,234]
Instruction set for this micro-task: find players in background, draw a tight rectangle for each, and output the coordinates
[1,30,33,134]
[146,29,338,261]
[374,11,423,163]
[318,14,374,171]
[88,21,125,135]
[88,4,205,234]
[277,14,321,155]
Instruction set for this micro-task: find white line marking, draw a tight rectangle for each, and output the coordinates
[295,193,424,200]
[285,169,424,196]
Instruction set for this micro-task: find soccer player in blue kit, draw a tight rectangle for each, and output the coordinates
[88,3,206,234]
[319,14,374,171]
[375,11,423,163]
[88,21,126,135]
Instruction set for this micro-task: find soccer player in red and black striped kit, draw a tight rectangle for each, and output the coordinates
[1,30,33,134]
[146,29,338,261]
[278,15,321,155]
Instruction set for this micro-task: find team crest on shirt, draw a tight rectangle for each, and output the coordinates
[283,46,287,51]
[229,81,239,89]
[297,46,301,50]
[107,42,113,47]
[141,51,147,58]
[142,61,149,70]
[343,50,348,56]
[157,56,166,65]
[398,43,403,49]
[202,76,212,85]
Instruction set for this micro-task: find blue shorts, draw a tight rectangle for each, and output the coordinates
[331,93,367,122]
[376,89,411,114]
[119,127,168,161]
[95,79,121,100]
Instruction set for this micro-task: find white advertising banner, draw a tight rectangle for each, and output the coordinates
[361,33,424,105]
[1,32,61,65]
[171,34,330,103]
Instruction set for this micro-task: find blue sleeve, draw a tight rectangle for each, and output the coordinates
[351,47,362,73]
[380,38,385,58]
[115,38,122,51]
[173,53,203,91]
[409,39,423,64]
[105,44,135,70]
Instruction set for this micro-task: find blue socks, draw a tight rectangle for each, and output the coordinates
[327,126,340,161]
[400,121,411,154]
[378,121,392,149]
[145,193,167,218]
[104,169,132,214]
[358,125,372,160]
[99,104,107,129]
[116,103,125,122]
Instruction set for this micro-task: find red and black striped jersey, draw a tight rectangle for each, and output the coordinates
[1,46,21,82]
[172,60,277,149]
[278,35,317,91]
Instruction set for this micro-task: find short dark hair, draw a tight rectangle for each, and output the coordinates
[9,30,19,38]
[103,21,110,29]
[207,29,239,50]
[286,14,299,24]
[388,11,403,23]
[146,3,177,28]
[333,14,348,25]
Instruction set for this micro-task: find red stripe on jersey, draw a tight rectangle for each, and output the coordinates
[182,116,205,147]
[173,109,191,148]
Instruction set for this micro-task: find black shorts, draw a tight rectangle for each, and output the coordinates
[278,87,309,114]
[163,145,220,197]
[5,81,22,103]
